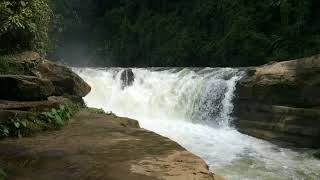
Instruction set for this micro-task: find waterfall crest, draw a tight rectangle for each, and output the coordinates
[75,67,320,180]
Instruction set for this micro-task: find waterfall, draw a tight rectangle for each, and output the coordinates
[74,67,320,180]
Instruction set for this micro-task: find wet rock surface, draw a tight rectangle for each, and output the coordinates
[120,68,135,89]
[0,110,222,180]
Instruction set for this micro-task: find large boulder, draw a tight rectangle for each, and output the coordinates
[237,54,320,107]
[1,52,91,98]
[34,59,91,97]
[120,69,135,89]
[234,54,320,147]
[0,75,54,101]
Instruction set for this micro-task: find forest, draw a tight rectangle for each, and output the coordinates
[1,0,320,67]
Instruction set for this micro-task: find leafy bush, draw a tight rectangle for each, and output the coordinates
[0,116,28,138]
[0,104,76,138]
[0,125,9,137]
[0,0,52,54]
[40,105,72,128]
[8,118,28,138]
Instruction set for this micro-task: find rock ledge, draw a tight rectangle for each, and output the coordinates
[0,110,223,180]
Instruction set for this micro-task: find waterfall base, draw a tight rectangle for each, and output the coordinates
[75,67,320,180]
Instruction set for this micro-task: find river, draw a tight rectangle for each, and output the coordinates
[75,67,320,180]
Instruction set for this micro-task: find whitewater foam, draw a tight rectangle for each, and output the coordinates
[75,67,320,180]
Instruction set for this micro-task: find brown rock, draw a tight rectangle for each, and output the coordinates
[34,59,91,97]
[2,51,91,98]
[0,110,222,180]
[0,96,71,112]
[237,54,320,107]
[0,75,54,101]
[234,54,320,148]
[8,51,41,62]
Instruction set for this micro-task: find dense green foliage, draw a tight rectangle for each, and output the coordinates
[1,0,320,66]
[0,0,51,54]
[51,0,320,67]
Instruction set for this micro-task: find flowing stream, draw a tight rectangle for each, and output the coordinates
[75,67,320,180]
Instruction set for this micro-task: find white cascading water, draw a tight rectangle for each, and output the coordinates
[74,67,320,180]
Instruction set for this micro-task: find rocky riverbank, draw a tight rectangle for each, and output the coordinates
[0,110,223,180]
[234,54,320,148]
[0,52,222,180]
[0,51,90,138]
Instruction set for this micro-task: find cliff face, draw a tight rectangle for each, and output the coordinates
[234,54,320,148]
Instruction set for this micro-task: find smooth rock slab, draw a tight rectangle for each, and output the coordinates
[0,110,222,180]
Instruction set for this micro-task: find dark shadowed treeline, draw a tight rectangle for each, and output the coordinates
[50,0,320,67]
[1,0,320,67]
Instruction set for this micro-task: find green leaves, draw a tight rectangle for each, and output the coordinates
[40,105,73,128]
[20,1,26,7]
[0,117,29,138]
[0,0,52,53]
[0,125,9,137]
[0,104,75,139]
[14,122,20,128]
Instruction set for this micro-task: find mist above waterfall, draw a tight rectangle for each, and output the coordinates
[75,67,320,180]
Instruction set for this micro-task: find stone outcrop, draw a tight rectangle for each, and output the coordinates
[0,110,223,180]
[34,59,91,97]
[0,52,91,124]
[0,75,54,101]
[120,68,135,89]
[234,54,320,147]
[1,51,91,98]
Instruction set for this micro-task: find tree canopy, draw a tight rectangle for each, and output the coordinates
[1,0,320,67]
[0,0,51,54]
